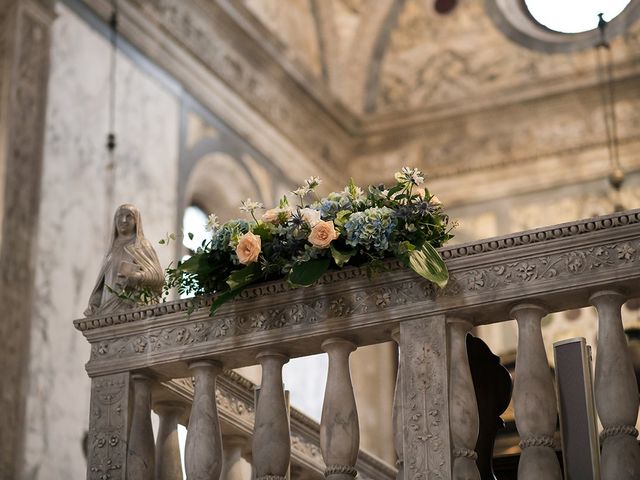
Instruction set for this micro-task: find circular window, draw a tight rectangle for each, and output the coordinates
[485,0,640,53]
[524,0,631,34]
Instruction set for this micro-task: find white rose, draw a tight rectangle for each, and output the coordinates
[301,207,322,227]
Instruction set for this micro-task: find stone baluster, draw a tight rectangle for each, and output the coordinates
[511,304,561,480]
[222,435,250,480]
[391,328,404,480]
[155,401,185,480]
[186,361,223,480]
[447,318,480,480]
[127,374,156,480]
[252,351,290,480]
[591,290,640,479]
[321,338,359,480]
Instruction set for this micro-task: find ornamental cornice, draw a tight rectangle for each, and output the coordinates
[76,210,640,377]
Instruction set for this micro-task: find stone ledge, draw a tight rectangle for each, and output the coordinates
[74,208,640,332]
[75,209,640,377]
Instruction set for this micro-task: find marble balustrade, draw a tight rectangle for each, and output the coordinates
[76,210,640,479]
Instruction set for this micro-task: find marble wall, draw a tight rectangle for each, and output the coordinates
[22,4,180,478]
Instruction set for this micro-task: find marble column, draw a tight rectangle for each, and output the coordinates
[127,374,155,480]
[222,435,250,480]
[186,360,224,480]
[321,338,359,480]
[155,401,185,480]
[0,0,55,476]
[391,328,403,480]
[447,317,480,480]
[511,304,561,480]
[252,351,290,480]
[591,291,640,479]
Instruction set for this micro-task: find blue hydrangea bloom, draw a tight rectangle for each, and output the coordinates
[344,207,397,251]
[211,220,250,251]
[319,192,353,219]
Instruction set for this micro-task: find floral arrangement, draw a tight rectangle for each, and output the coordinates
[165,167,454,313]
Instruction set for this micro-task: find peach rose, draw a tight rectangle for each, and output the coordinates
[236,232,261,265]
[261,208,291,224]
[308,220,339,249]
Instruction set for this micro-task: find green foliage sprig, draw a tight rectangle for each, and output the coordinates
[166,167,454,314]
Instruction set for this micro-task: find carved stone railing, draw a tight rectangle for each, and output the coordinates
[151,370,395,480]
[76,209,640,480]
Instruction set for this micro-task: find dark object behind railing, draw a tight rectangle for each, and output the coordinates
[467,334,513,480]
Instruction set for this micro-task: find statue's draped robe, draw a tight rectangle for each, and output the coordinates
[87,236,163,315]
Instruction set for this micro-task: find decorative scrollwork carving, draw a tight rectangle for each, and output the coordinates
[86,373,130,480]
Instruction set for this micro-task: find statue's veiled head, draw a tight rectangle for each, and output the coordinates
[112,204,144,241]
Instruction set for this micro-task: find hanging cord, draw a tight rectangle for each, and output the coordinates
[107,0,118,153]
[595,13,624,211]
[106,0,119,226]
[596,16,624,184]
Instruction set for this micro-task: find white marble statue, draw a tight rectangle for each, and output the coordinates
[84,204,164,316]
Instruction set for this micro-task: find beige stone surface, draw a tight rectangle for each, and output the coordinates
[6,0,640,477]
[22,4,179,478]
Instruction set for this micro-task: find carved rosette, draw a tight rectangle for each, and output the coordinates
[400,316,451,479]
[86,374,130,480]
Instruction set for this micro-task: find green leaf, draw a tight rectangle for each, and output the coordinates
[334,210,351,227]
[408,242,449,288]
[330,244,356,267]
[226,264,259,290]
[395,240,415,257]
[347,178,358,198]
[288,258,330,287]
[178,255,203,273]
[387,184,404,197]
[279,195,290,208]
[252,222,273,242]
[188,232,194,240]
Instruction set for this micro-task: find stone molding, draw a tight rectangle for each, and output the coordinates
[75,0,640,165]
[77,0,353,176]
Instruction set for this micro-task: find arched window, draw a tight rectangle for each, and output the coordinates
[182,205,211,253]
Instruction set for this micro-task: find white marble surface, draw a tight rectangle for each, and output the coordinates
[23,4,179,478]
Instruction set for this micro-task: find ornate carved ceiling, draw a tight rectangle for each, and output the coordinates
[233,0,640,125]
